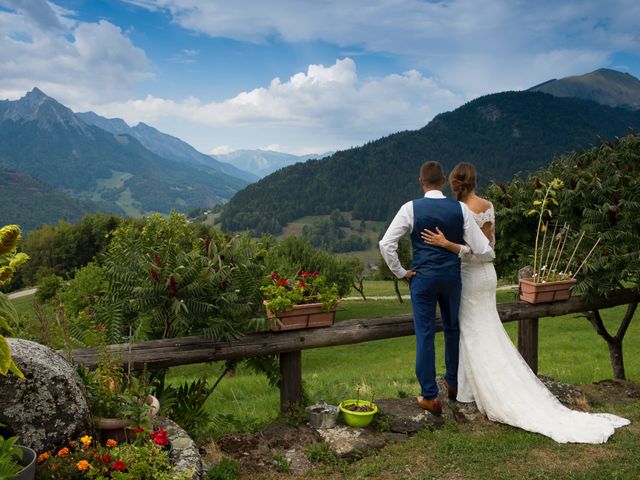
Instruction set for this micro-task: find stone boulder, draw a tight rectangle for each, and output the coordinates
[0,339,93,452]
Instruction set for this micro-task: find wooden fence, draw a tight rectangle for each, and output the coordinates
[70,289,639,412]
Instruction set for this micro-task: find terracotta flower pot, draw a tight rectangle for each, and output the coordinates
[97,395,160,442]
[264,301,337,331]
[519,278,577,304]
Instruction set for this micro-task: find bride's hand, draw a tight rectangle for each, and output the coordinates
[421,227,449,248]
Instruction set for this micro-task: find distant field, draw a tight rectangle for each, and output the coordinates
[276,212,387,268]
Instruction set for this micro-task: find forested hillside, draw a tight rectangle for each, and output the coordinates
[220,91,640,234]
[0,168,109,232]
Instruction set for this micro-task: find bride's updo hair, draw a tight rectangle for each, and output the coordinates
[449,162,477,200]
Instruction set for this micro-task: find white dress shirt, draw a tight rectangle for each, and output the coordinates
[379,190,495,279]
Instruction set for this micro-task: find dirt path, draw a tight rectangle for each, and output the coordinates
[7,287,37,299]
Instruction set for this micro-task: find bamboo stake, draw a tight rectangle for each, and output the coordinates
[548,224,570,280]
[540,221,557,282]
[545,223,566,282]
[563,230,586,277]
[573,237,602,278]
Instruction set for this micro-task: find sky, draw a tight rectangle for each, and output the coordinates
[1,0,640,156]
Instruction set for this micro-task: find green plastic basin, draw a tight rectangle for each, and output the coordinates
[339,400,378,428]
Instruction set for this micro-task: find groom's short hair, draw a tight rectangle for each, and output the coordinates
[420,161,445,186]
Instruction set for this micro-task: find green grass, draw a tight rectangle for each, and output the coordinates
[294,400,640,480]
[165,297,640,438]
[10,289,640,435]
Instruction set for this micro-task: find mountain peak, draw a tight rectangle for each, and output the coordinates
[0,87,88,133]
[530,68,640,110]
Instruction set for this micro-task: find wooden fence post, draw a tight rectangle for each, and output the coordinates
[279,350,303,413]
[518,317,539,374]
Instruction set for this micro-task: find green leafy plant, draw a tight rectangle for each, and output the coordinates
[204,457,241,480]
[261,271,340,315]
[0,431,24,479]
[0,224,29,379]
[78,352,153,426]
[272,453,291,473]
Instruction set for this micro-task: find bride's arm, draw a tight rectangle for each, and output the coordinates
[421,227,470,256]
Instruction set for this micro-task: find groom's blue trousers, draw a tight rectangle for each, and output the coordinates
[409,272,461,400]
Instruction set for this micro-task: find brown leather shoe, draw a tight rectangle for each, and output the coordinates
[444,381,457,401]
[417,396,442,415]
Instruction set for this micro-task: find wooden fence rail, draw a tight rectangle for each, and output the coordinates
[70,289,639,412]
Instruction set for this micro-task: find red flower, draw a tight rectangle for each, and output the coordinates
[132,427,144,434]
[300,271,310,278]
[297,281,307,288]
[101,454,112,463]
[111,460,127,472]
[276,279,288,287]
[271,272,280,279]
[312,272,319,277]
[151,428,169,446]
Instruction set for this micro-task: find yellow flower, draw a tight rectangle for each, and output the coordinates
[80,435,92,447]
[0,225,20,255]
[106,439,117,448]
[57,447,70,457]
[76,460,91,471]
[37,452,50,463]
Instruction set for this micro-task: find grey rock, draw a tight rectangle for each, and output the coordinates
[316,425,386,458]
[283,447,312,475]
[156,417,202,480]
[0,339,93,452]
[375,398,433,434]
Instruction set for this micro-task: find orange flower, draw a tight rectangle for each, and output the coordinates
[80,435,92,447]
[68,440,78,447]
[37,452,50,463]
[106,439,117,448]
[76,460,91,471]
[57,447,70,457]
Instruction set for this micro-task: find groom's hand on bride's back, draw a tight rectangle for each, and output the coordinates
[404,270,416,283]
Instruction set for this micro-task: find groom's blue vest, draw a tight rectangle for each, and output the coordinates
[410,197,464,277]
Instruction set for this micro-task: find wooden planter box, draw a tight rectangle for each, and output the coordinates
[264,301,337,331]
[519,278,577,304]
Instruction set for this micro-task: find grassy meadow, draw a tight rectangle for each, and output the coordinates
[161,282,640,435]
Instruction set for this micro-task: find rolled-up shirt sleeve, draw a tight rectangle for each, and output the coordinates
[379,201,413,279]
[460,202,495,261]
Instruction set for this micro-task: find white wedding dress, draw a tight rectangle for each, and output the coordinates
[456,205,630,443]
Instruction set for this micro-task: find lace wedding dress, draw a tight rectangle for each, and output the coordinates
[456,205,630,443]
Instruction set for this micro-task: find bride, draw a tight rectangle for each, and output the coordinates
[421,162,630,444]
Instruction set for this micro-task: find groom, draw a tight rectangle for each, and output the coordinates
[379,161,493,415]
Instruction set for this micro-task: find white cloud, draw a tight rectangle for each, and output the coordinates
[0,2,151,108]
[95,58,461,146]
[209,144,234,155]
[123,0,640,98]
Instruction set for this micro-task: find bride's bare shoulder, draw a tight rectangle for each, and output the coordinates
[467,196,493,214]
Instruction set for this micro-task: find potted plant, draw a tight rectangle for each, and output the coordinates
[519,178,600,304]
[339,387,378,428]
[78,353,160,443]
[0,431,36,480]
[261,271,340,331]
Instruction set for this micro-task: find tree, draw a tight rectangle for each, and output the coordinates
[487,133,640,379]
[342,256,367,301]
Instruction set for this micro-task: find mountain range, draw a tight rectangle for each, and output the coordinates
[0,88,251,229]
[76,111,259,183]
[214,149,333,178]
[530,68,640,110]
[219,69,640,235]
